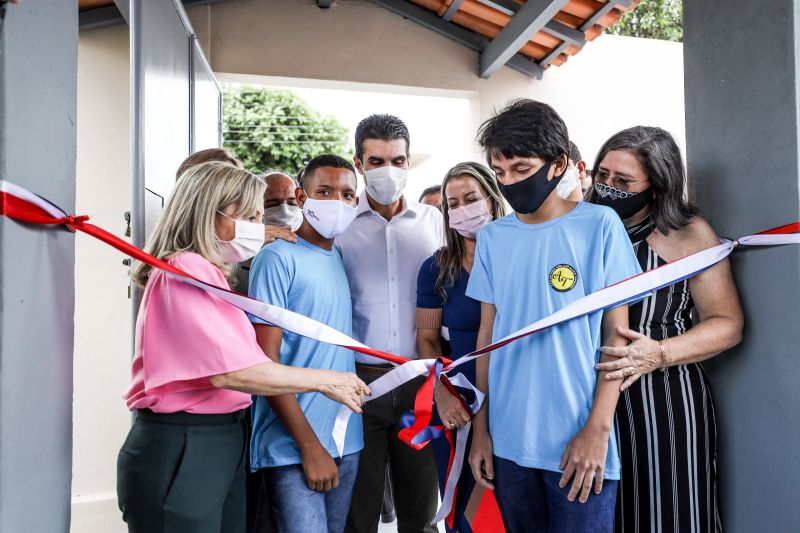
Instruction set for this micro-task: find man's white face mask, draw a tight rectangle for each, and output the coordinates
[264,203,303,231]
[363,165,408,205]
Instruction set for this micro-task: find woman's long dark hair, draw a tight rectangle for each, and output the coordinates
[586,126,698,234]
[435,162,506,301]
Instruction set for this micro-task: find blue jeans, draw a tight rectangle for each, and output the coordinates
[492,455,618,533]
[263,452,360,533]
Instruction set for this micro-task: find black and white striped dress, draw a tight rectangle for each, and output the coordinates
[615,218,721,533]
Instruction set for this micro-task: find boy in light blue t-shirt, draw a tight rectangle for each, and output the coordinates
[465,100,641,533]
[248,154,363,533]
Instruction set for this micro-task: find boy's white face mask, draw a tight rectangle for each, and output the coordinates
[216,211,265,263]
[364,165,408,205]
[302,196,358,239]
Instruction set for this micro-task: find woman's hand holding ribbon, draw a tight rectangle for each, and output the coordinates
[435,381,471,430]
[317,371,371,413]
[597,326,663,390]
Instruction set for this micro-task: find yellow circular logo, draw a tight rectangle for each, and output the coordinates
[549,264,577,292]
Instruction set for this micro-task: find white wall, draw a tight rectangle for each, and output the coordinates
[73,22,132,533]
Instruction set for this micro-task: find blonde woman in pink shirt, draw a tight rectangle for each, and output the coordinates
[117,162,369,533]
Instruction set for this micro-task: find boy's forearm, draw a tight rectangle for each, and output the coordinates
[255,324,325,454]
[586,364,621,433]
[473,354,490,430]
[267,394,325,454]
[473,303,496,430]
[587,305,629,432]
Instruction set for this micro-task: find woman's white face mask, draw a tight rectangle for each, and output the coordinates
[216,211,265,263]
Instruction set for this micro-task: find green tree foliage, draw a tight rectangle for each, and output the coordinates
[223,86,353,175]
[607,0,683,42]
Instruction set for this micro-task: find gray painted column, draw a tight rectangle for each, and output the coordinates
[0,2,77,531]
[684,0,800,530]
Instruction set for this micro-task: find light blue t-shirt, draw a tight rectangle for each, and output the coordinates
[465,202,641,480]
[248,237,363,469]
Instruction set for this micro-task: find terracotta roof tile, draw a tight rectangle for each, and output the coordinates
[409,0,639,70]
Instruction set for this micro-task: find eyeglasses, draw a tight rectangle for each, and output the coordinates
[594,170,648,192]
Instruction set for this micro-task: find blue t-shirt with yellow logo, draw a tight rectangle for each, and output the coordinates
[466,202,641,480]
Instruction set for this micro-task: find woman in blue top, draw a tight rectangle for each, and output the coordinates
[416,162,506,533]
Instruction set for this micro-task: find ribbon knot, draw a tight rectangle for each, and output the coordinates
[64,214,90,232]
[67,214,90,224]
[61,215,89,233]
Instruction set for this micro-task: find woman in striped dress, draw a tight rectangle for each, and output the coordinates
[588,126,744,532]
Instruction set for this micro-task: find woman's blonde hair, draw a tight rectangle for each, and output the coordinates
[175,147,242,178]
[131,161,265,286]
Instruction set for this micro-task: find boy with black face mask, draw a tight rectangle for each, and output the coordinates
[465,100,641,532]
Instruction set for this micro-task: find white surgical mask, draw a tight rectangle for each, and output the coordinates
[448,199,493,239]
[302,196,358,239]
[216,211,265,263]
[264,203,303,231]
[364,165,407,205]
[555,164,580,199]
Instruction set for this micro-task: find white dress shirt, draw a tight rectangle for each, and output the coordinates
[336,191,444,364]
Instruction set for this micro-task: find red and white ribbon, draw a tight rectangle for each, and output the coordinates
[2,180,799,524]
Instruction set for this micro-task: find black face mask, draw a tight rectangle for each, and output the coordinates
[497,161,563,214]
[593,181,652,219]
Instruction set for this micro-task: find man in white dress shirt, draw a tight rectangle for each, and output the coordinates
[338,114,443,533]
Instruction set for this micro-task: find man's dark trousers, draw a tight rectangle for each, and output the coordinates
[345,368,438,533]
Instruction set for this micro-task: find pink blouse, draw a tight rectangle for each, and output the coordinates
[124,252,270,414]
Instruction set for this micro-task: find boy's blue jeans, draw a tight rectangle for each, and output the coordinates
[492,455,618,533]
[263,452,359,533]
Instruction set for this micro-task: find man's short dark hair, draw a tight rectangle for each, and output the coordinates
[298,154,355,188]
[568,141,582,164]
[419,185,441,203]
[354,114,410,160]
[477,99,569,164]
